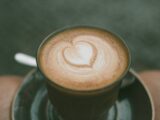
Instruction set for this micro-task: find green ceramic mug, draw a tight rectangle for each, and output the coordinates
[37,26,131,120]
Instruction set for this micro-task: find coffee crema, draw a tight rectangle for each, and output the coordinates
[38,27,129,91]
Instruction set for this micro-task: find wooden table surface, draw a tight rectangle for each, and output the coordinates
[139,71,160,120]
[0,1,160,119]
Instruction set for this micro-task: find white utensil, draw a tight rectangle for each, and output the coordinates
[14,53,37,67]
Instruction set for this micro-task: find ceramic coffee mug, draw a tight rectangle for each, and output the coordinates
[37,26,131,120]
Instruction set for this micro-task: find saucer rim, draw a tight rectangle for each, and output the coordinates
[11,68,155,120]
[129,69,155,120]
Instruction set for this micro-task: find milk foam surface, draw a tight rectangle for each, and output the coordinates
[38,27,129,91]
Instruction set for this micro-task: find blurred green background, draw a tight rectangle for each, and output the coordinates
[0,0,160,75]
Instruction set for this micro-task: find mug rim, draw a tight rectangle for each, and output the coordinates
[36,25,131,94]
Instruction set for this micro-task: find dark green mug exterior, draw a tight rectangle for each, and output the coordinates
[37,26,130,120]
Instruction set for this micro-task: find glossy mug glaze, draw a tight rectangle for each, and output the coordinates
[37,26,130,120]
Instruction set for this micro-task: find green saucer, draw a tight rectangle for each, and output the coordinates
[12,69,154,120]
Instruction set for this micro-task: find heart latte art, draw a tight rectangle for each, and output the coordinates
[63,40,97,67]
[38,27,129,91]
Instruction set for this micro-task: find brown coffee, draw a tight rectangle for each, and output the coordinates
[38,27,129,91]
